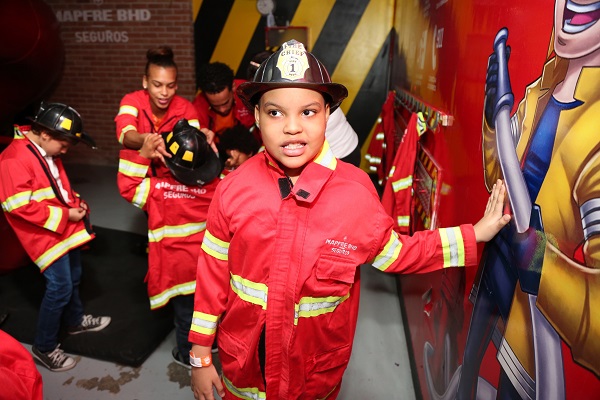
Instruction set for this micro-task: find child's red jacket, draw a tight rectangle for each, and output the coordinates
[117,149,219,309]
[189,141,478,399]
[0,128,94,271]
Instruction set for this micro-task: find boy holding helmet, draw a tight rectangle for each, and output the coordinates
[0,102,111,372]
[118,119,221,367]
[189,40,510,399]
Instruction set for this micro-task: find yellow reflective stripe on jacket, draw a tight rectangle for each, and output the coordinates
[392,175,412,192]
[149,281,196,309]
[188,119,200,129]
[35,229,92,270]
[118,105,138,117]
[313,140,337,170]
[223,374,266,400]
[119,159,149,178]
[43,206,63,232]
[2,188,57,213]
[397,216,410,227]
[148,222,206,242]
[294,292,350,325]
[118,124,137,144]
[230,274,268,309]
[31,187,56,203]
[131,178,150,209]
[190,311,219,335]
[372,230,402,271]
[2,190,32,212]
[439,227,465,267]
[201,230,229,261]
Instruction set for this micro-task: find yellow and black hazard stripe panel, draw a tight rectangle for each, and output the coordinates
[193,0,394,145]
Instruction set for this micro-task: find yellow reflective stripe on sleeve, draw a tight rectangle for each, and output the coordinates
[35,229,92,270]
[149,281,196,309]
[43,206,63,231]
[439,227,465,267]
[313,140,337,170]
[388,165,396,178]
[190,311,219,335]
[148,222,206,242]
[118,105,138,117]
[118,124,137,144]
[230,274,268,309]
[392,175,412,192]
[372,230,402,271]
[188,119,200,129]
[31,188,56,203]
[131,178,150,209]
[397,216,410,227]
[201,230,229,261]
[118,159,149,178]
[223,374,266,400]
[294,292,350,325]
[1,190,32,212]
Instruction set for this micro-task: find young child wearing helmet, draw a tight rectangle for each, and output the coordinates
[117,118,221,368]
[0,102,111,372]
[188,39,511,400]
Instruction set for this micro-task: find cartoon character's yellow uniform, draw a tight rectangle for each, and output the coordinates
[483,57,600,380]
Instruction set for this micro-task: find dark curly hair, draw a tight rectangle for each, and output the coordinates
[218,125,260,156]
[197,62,234,94]
[145,45,177,75]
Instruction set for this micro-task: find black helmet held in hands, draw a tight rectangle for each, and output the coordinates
[237,39,348,112]
[30,102,97,148]
[163,119,222,186]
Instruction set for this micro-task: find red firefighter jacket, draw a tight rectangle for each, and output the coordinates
[0,330,43,400]
[0,127,94,272]
[365,91,397,186]
[189,141,478,399]
[115,90,200,177]
[117,150,219,309]
[381,112,427,234]
[192,79,256,135]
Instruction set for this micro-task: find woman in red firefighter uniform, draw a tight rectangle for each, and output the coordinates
[114,46,201,177]
[117,119,221,366]
[188,40,511,400]
[0,102,110,372]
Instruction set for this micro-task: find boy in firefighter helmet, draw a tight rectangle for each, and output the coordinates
[188,39,510,400]
[0,102,110,372]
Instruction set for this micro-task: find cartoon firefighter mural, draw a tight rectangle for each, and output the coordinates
[454,0,600,399]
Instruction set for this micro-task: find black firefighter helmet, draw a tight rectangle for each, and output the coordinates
[237,39,348,112]
[163,119,221,185]
[30,102,96,148]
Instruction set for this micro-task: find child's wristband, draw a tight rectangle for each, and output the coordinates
[189,351,212,368]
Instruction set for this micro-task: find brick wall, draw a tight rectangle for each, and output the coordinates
[44,0,196,166]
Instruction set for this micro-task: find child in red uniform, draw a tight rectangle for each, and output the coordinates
[188,40,511,400]
[118,119,221,367]
[0,103,111,372]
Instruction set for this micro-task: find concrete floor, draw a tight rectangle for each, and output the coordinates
[21,163,417,400]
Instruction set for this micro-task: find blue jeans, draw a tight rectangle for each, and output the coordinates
[34,249,84,352]
[171,294,194,363]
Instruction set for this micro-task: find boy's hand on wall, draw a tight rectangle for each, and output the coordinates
[473,179,511,242]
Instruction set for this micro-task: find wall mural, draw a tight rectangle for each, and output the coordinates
[420,0,600,398]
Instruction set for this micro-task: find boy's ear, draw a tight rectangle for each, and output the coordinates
[325,104,330,122]
[254,105,260,127]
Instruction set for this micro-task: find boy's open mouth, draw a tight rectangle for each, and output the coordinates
[563,0,600,34]
[282,141,307,156]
